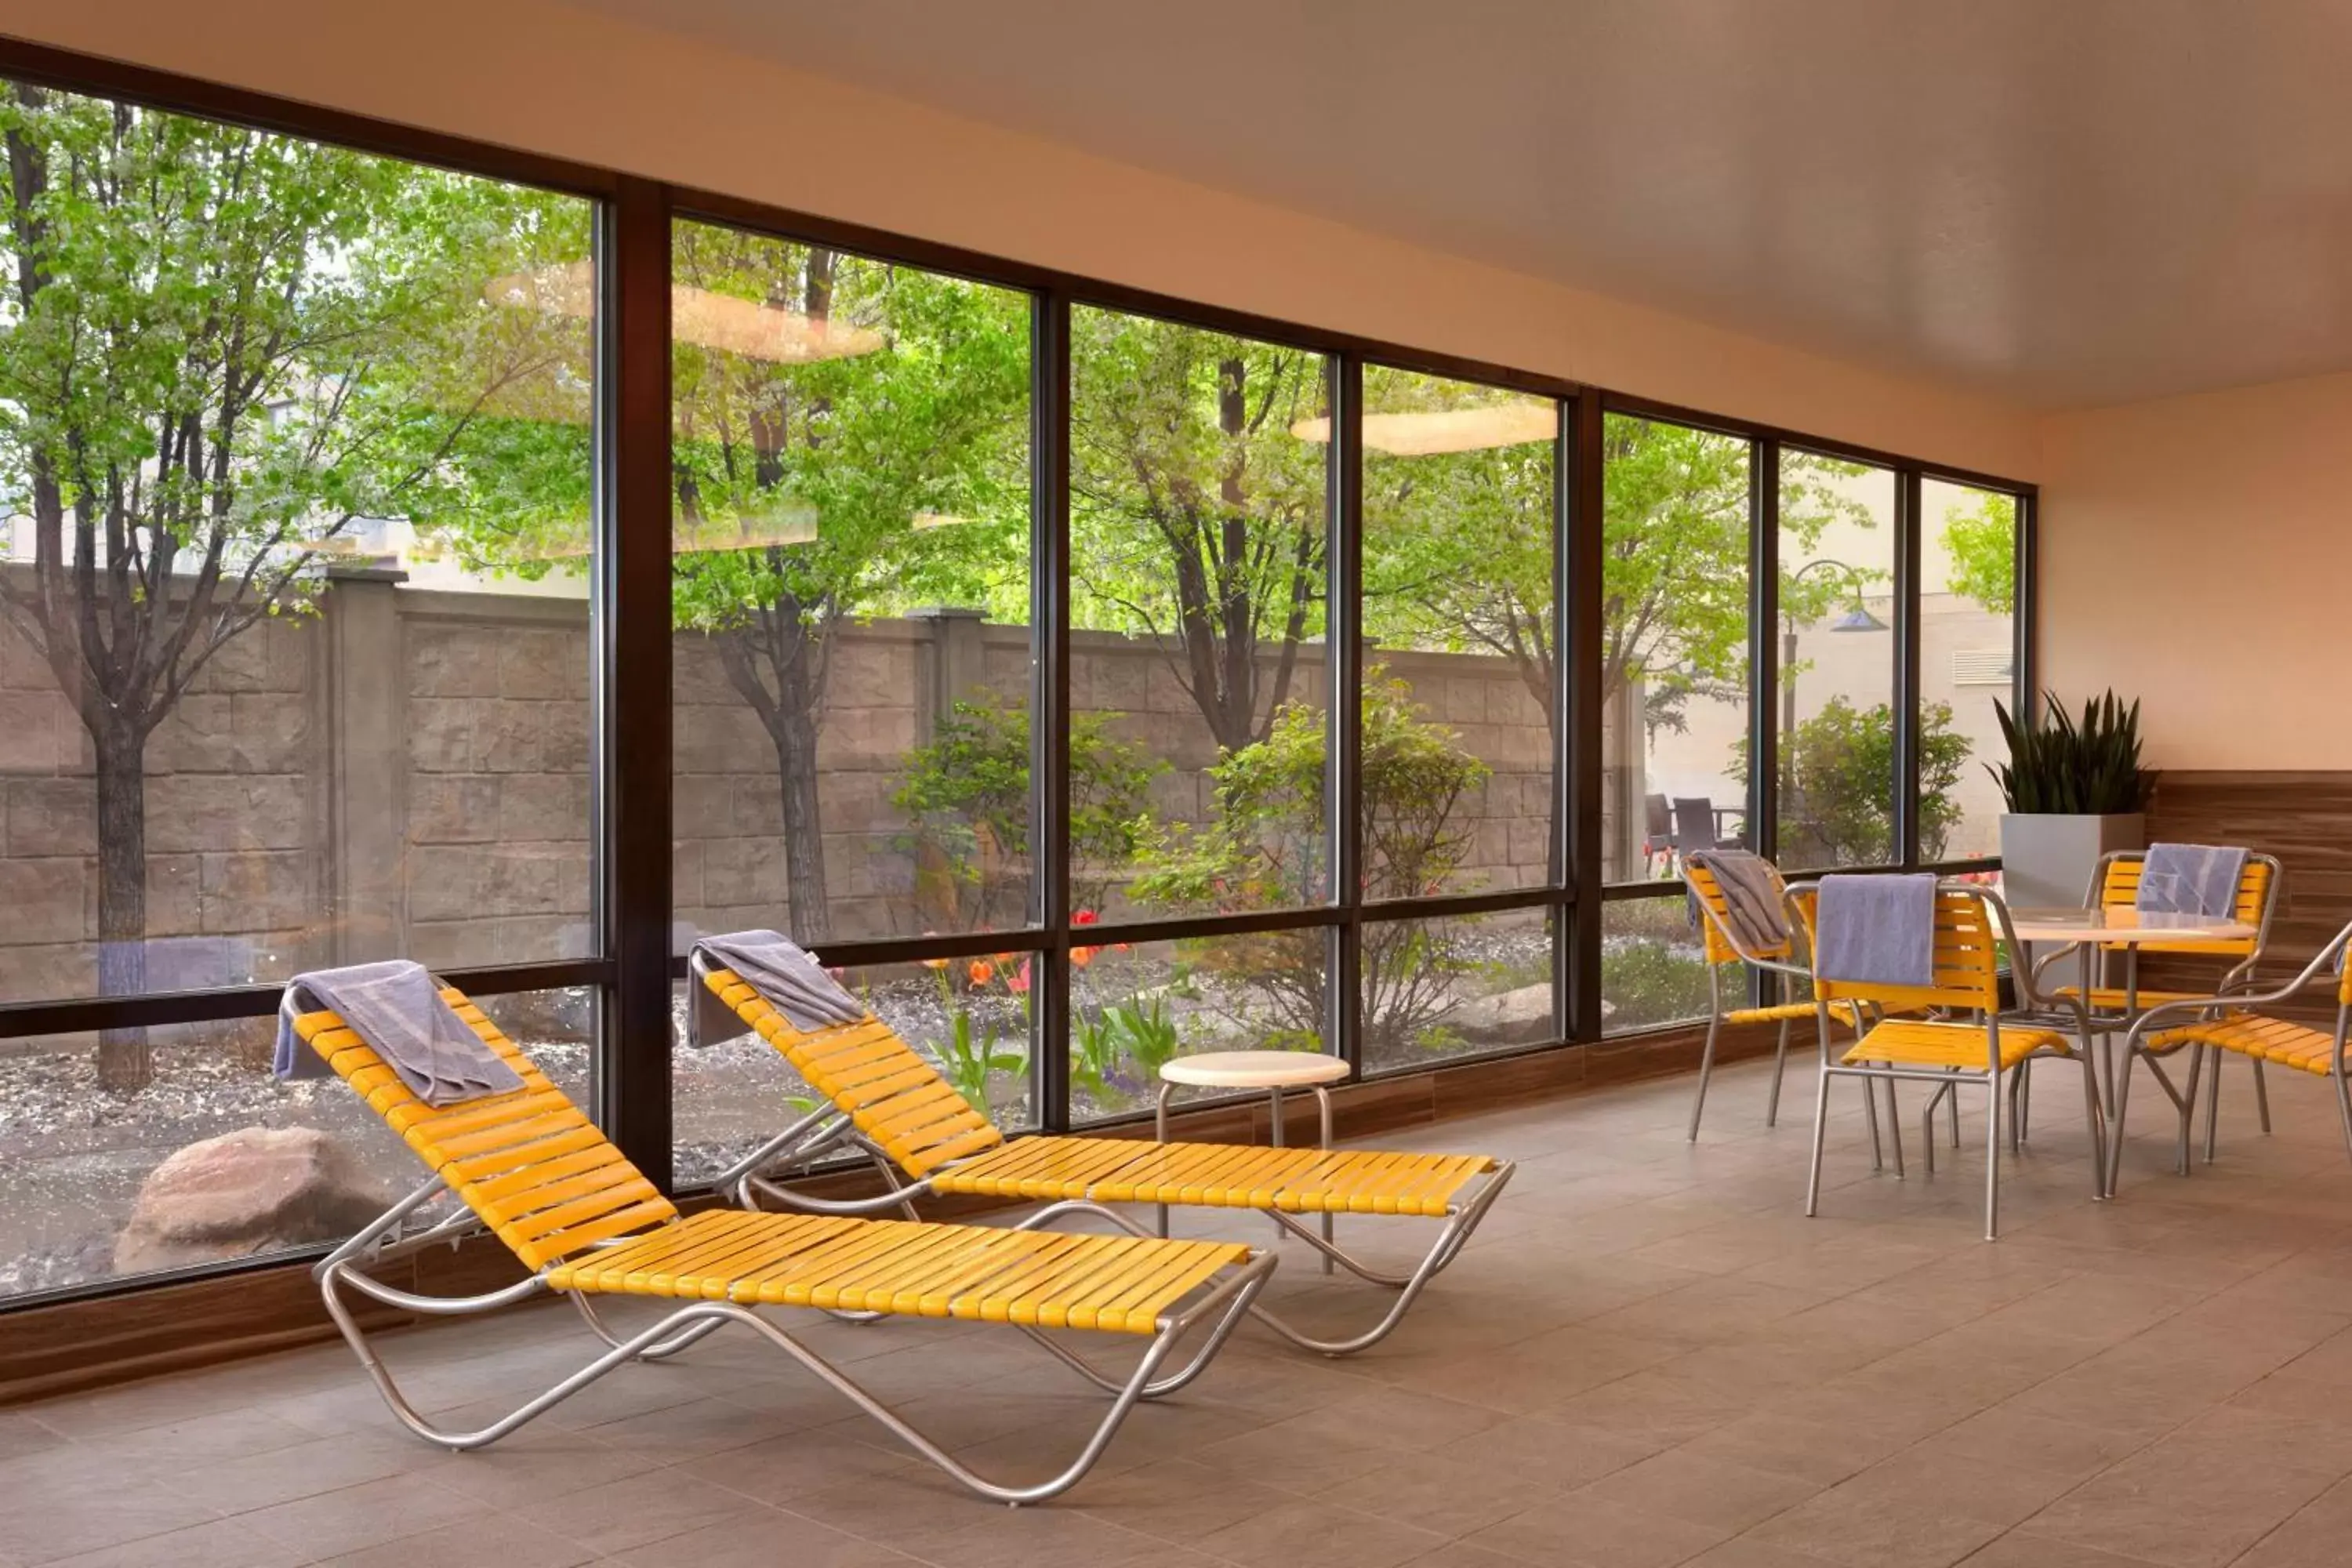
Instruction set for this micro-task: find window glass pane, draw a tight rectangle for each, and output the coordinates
[1599,417,1752,884]
[0,91,595,1040]
[0,989,587,1301]
[669,221,1034,949]
[1361,368,1555,896]
[675,954,1035,1189]
[1922,481,2019,863]
[1363,910,1555,1074]
[1069,309,1330,919]
[1777,452,1898,868]
[1601,897,1738,1035]
[1073,932,1329,1124]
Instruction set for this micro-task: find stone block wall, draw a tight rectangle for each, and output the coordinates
[0,569,1563,1007]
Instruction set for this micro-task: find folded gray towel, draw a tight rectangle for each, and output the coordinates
[273,961,524,1106]
[690,930,866,1046]
[1814,873,1940,989]
[1685,850,1789,954]
[2136,844,2247,920]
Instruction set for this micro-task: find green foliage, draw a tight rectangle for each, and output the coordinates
[1069,310,1328,750]
[1938,492,2018,615]
[1602,939,1728,1030]
[935,1008,1023,1115]
[1104,993,1185,1081]
[1359,370,1555,721]
[1753,698,1971,865]
[1989,690,2154,815]
[1133,673,1490,1049]
[890,691,1161,930]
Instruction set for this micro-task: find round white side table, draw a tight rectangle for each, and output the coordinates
[1156,1050,1350,1269]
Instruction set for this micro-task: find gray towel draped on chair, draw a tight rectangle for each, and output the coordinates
[1813,873,1940,988]
[273,960,525,1106]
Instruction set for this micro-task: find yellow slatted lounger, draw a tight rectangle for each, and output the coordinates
[293,984,1273,1505]
[692,956,1512,1357]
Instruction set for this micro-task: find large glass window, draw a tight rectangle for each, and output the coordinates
[1922,480,2020,864]
[0,81,597,1299]
[665,221,1035,1175]
[1777,452,1898,868]
[1598,416,1754,884]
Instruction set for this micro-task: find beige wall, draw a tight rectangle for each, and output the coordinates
[0,0,2038,481]
[2040,370,2352,769]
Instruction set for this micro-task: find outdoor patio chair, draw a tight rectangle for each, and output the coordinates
[1642,793,1675,876]
[289,982,1273,1505]
[2111,918,2352,1188]
[1683,860,1880,1142]
[2037,849,2283,1152]
[1798,880,2105,1240]
[691,951,1513,1357]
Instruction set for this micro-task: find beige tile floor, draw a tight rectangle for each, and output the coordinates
[8,1053,2352,1567]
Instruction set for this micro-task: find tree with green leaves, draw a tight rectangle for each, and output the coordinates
[1069,312,1327,753]
[1752,696,1971,865]
[0,84,585,1087]
[1937,490,2017,615]
[662,227,1030,942]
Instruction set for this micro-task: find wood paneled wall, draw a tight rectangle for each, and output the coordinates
[2146,771,2352,1023]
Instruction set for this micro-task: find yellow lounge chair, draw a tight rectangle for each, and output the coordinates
[293,984,1273,1504]
[692,955,1512,1356]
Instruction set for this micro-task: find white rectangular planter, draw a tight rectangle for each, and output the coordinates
[1999,812,2147,911]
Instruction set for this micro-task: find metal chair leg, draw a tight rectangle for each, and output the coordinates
[1949,1071,1963,1148]
[1805,1067,1831,1218]
[2177,1045,2205,1175]
[2203,1043,2223,1163]
[1883,1077,1906,1179]
[1984,1068,2004,1241]
[2253,1058,2273,1134]
[2334,1064,2352,1168]
[1864,1066,1886,1171]
[2080,1050,2110,1201]
[1688,1011,1723,1141]
[1921,1084,1941,1177]
[1766,1018,1791,1128]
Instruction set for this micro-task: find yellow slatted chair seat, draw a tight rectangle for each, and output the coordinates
[2052,986,2221,1011]
[1842,1018,2064,1073]
[2148,1013,2348,1076]
[2097,858,2270,956]
[706,969,1498,1218]
[295,993,1246,1332]
[1726,1000,1828,1026]
[706,971,1004,1177]
[928,1136,1494,1218]
[546,1209,1243,1334]
[294,995,674,1272]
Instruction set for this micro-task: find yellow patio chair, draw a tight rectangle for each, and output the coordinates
[2111,919,2352,1189]
[2036,851,2283,1149]
[1799,880,2105,1240]
[1684,862,1886,1142]
[691,952,1512,1357]
[292,983,1272,1505]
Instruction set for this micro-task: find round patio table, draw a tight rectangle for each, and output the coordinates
[2007,906,2256,1196]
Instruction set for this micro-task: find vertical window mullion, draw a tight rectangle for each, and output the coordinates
[1330,354,1364,1074]
[1035,292,1073,1133]
[2016,488,2040,727]
[1748,440,1780,1008]
[1564,394,1606,1042]
[603,176,673,1190]
[1895,469,1923,869]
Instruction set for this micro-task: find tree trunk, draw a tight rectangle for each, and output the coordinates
[93,719,152,1092]
[772,706,831,943]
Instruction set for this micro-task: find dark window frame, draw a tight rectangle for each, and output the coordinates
[0,34,2038,1309]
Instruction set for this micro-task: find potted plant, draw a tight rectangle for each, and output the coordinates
[1988,690,2155,909]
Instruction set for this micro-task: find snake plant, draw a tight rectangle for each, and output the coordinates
[1987,689,2154,815]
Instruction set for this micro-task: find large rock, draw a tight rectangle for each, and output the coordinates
[114,1127,391,1275]
[1451,982,1615,1045]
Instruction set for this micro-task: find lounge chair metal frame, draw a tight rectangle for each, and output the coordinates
[299,993,1275,1508]
[691,953,1512,1358]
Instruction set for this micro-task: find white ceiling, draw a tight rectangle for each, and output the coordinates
[568,0,2352,409]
